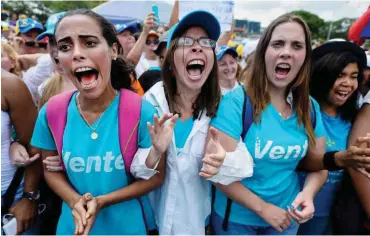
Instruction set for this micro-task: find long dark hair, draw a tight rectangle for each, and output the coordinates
[55,9,133,91]
[161,31,221,120]
[310,51,363,122]
[245,13,315,146]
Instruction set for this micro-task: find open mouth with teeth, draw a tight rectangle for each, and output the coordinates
[275,63,291,78]
[186,59,205,79]
[334,90,350,101]
[74,67,100,90]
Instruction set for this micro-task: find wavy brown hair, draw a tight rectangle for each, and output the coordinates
[161,34,221,120]
[245,13,315,146]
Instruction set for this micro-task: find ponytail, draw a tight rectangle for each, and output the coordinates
[110,56,134,91]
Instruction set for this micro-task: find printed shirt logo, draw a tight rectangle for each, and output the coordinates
[63,151,125,173]
[254,137,308,160]
[326,138,335,147]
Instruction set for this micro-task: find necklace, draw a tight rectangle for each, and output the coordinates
[76,92,117,140]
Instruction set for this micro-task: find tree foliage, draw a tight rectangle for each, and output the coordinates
[290,10,325,39]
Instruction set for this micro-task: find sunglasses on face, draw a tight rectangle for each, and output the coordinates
[146,39,159,45]
[177,36,216,49]
[25,41,47,49]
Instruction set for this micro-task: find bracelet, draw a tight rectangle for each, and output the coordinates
[323,151,341,171]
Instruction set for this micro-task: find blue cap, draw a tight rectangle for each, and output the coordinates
[166,10,221,49]
[36,12,66,41]
[16,18,44,35]
[216,46,238,61]
[115,22,138,34]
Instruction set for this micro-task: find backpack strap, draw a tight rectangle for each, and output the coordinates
[46,91,76,168]
[310,99,316,128]
[241,88,253,140]
[118,89,142,178]
[222,88,254,232]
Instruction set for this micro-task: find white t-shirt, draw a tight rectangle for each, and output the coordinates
[22,54,54,105]
[135,54,159,79]
[358,90,370,108]
[221,81,240,95]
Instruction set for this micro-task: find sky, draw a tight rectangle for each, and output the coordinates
[233,0,370,27]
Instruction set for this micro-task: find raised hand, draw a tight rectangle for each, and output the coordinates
[143,12,158,35]
[199,127,226,179]
[147,113,178,155]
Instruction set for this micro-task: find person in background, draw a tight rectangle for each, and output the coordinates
[1,70,41,235]
[138,30,168,92]
[358,55,370,107]
[115,22,138,57]
[13,18,45,55]
[135,30,160,78]
[298,41,367,235]
[1,42,22,77]
[156,25,168,37]
[9,13,18,27]
[216,45,242,95]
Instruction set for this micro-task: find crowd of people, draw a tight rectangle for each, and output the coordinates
[1,3,370,236]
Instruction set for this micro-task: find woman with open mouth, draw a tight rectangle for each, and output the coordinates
[143,10,253,235]
[210,13,370,235]
[30,9,177,235]
[298,41,367,235]
[216,45,242,95]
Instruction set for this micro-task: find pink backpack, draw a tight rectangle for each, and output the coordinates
[46,89,141,178]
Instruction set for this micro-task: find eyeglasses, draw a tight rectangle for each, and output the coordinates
[25,41,47,49]
[146,39,159,45]
[177,37,216,49]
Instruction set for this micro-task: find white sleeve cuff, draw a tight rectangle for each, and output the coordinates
[208,138,254,185]
[130,147,160,180]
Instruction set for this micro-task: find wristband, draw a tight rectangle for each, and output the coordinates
[323,151,341,171]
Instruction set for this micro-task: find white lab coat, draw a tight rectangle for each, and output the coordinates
[143,82,253,235]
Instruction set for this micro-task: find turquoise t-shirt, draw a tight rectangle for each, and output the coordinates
[31,92,157,234]
[174,117,194,149]
[210,86,325,226]
[298,112,351,217]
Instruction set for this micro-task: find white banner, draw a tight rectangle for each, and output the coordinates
[179,0,235,32]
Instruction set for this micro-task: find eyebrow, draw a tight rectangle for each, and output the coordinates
[57,34,99,43]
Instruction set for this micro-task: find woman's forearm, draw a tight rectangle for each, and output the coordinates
[97,156,165,208]
[302,170,328,198]
[44,170,81,208]
[216,181,266,215]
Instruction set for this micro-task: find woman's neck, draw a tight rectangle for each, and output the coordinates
[145,52,157,61]
[78,86,117,114]
[62,75,76,93]
[320,102,337,117]
[268,84,290,114]
[174,83,200,119]
[219,78,236,90]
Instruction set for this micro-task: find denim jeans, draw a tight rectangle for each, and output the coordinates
[297,215,331,235]
[212,212,299,235]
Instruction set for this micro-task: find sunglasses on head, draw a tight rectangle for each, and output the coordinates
[177,36,216,49]
[25,41,47,49]
[146,39,159,45]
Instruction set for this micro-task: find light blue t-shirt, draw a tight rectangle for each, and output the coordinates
[298,112,351,217]
[174,117,194,149]
[31,92,157,234]
[210,86,325,226]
